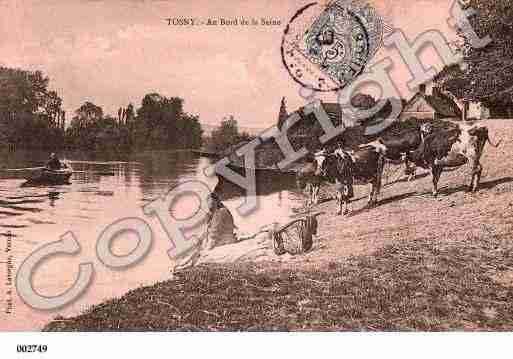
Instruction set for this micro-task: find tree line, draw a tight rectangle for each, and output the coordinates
[0,67,204,153]
[65,93,203,152]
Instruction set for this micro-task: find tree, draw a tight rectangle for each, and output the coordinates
[134,93,201,149]
[437,0,513,114]
[0,67,65,149]
[125,103,135,125]
[74,101,103,126]
[95,116,125,152]
[175,113,203,149]
[135,93,179,148]
[66,101,105,150]
[206,116,253,153]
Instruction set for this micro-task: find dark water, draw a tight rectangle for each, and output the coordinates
[0,149,303,330]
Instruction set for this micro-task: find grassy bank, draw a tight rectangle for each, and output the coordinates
[44,234,513,331]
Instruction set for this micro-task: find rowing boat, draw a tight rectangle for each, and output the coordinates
[24,167,73,184]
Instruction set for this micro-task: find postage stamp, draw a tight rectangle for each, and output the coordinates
[281,0,384,91]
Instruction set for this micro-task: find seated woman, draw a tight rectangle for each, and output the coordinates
[202,193,238,250]
[172,192,240,271]
[172,192,318,273]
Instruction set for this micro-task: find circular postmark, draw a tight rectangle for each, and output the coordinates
[281,0,383,92]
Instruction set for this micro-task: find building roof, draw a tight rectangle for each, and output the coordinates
[426,92,462,118]
[404,89,462,118]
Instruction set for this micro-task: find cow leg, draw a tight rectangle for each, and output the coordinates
[342,197,349,215]
[431,165,443,197]
[368,155,384,205]
[342,185,350,215]
[335,183,350,215]
[367,183,374,205]
[405,157,416,181]
[335,189,343,215]
[469,139,485,192]
[375,156,384,201]
[435,153,469,194]
[475,164,483,192]
[367,180,381,207]
[312,184,320,204]
[471,161,483,192]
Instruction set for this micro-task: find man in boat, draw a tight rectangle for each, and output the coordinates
[46,153,63,170]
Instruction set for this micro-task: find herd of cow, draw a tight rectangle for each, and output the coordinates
[296,119,501,215]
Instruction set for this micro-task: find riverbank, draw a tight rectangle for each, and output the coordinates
[43,120,513,331]
[43,234,513,331]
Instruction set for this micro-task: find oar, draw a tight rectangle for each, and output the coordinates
[2,167,114,176]
[69,170,116,176]
[65,160,141,165]
[1,166,46,172]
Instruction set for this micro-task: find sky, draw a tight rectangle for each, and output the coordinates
[0,0,458,129]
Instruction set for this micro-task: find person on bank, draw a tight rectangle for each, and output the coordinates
[46,153,63,170]
[172,191,317,273]
[173,191,283,271]
[173,192,238,271]
[203,192,238,249]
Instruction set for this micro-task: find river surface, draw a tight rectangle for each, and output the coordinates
[0,150,302,330]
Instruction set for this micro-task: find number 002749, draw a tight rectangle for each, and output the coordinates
[17,345,48,353]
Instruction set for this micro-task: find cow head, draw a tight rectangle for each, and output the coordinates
[319,149,352,181]
[313,149,327,176]
[296,150,325,190]
[420,123,433,140]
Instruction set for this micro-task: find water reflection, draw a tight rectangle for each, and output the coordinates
[48,191,60,207]
[1,150,304,231]
[0,149,304,330]
[215,168,297,201]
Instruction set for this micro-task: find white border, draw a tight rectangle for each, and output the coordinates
[1,332,512,359]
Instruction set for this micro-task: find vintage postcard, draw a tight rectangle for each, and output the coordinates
[1,0,513,348]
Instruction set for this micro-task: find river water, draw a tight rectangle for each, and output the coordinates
[0,150,303,330]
